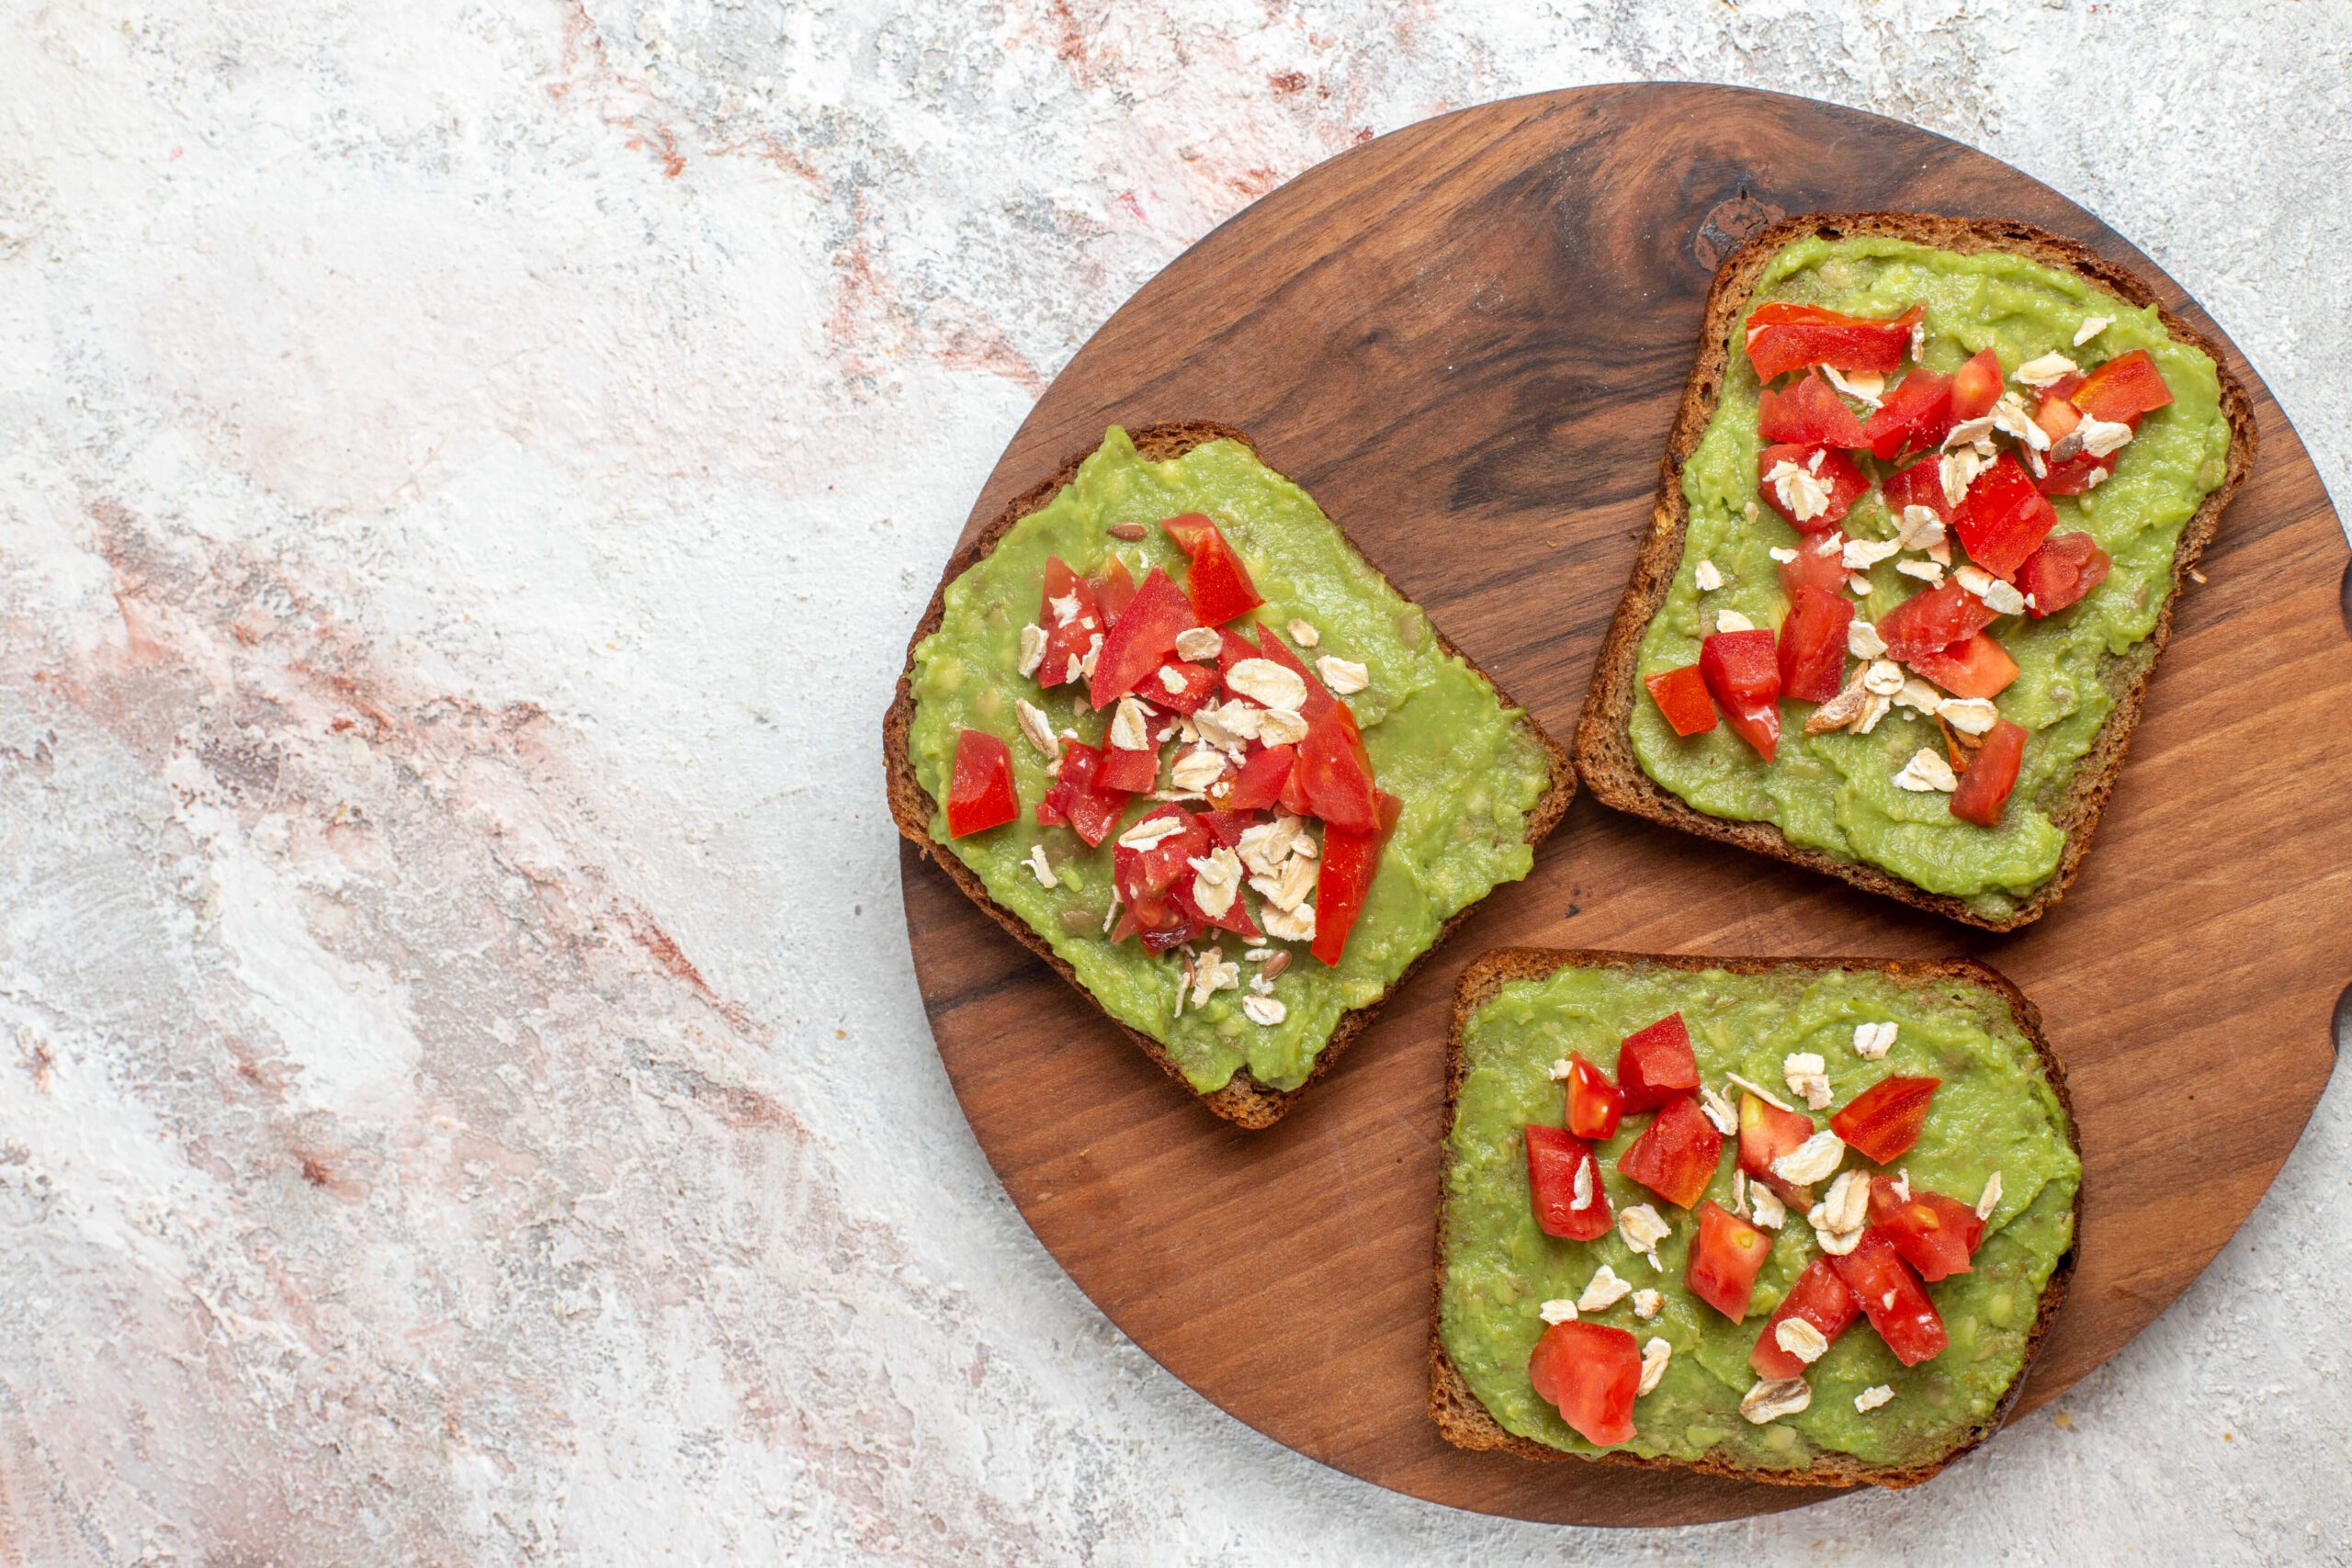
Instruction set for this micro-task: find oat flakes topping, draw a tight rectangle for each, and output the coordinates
[1774,1317,1830,1365]
[1315,656,1369,694]
[1173,626,1222,662]
[1894,748,1959,794]
[1226,658,1308,711]
[1017,623,1048,678]
[1285,618,1319,649]
[1578,1264,1633,1313]
[1854,1383,1895,1413]
[1741,1377,1812,1425]
[1637,1337,1672,1396]
[1772,1129,1847,1186]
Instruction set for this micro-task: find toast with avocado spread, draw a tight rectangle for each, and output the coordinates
[1576,213,2256,930]
[887,423,1573,1126]
[1430,948,2079,1489]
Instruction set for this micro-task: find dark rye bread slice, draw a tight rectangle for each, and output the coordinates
[1574,212,2258,931]
[885,422,1577,1128]
[1430,948,2080,1490]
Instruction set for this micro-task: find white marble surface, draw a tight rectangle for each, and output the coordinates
[2,1,2347,1562]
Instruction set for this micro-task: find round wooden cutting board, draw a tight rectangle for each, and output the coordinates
[897,85,2346,1525]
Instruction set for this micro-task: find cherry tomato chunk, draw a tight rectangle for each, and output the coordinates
[1645,664,1718,737]
[1828,1230,1948,1367]
[1616,1013,1701,1111]
[1616,1094,1724,1211]
[1528,1320,1642,1447]
[1686,1201,1773,1321]
[1830,1076,1941,1164]
[1778,584,1854,704]
[1525,1124,1612,1241]
[1950,719,2029,828]
[1565,1053,1625,1141]
[945,728,1019,838]
[1699,629,1781,761]
[1749,1257,1862,1379]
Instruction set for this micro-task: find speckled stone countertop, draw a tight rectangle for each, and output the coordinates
[2,2,2346,1562]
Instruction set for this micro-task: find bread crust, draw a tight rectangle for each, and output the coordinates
[1428,946,2080,1491]
[1572,212,2259,931]
[886,423,1577,1127]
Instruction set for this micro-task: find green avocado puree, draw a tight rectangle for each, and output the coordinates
[1632,235,2233,921]
[906,427,1556,1093]
[1440,961,2078,1472]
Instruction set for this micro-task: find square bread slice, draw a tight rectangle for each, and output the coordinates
[886,423,1575,1127]
[1575,212,2257,930]
[1430,947,2080,1490]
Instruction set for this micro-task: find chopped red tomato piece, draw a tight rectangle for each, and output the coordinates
[2032,389,2083,446]
[1616,1013,1700,1111]
[1908,632,2018,699]
[1699,628,1781,761]
[1091,556,1137,624]
[1744,302,1919,381]
[2071,348,2172,424]
[1197,808,1252,850]
[1037,741,1131,846]
[1528,1321,1641,1447]
[1644,664,1717,737]
[1525,1124,1612,1241]
[1949,718,2028,828]
[1777,584,1854,704]
[1778,538,1850,599]
[1139,656,1218,713]
[1565,1053,1624,1141]
[1758,370,1870,447]
[1827,1230,1948,1366]
[1616,1094,1724,1211]
[1880,456,1954,524]
[1869,1178,1985,1282]
[1159,513,1214,553]
[1757,443,1868,532]
[1035,558,1102,690]
[1876,581,1998,661]
[1213,744,1295,812]
[1094,740,1159,795]
[1686,1201,1773,1321]
[2015,532,2111,617]
[1162,515,1262,626]
[946,729,1018,838]
[2036,451,2119,496]
[1748,1257,1862,1379]
[1861,367,1955,459]
[1737,1092,1819,1205]
[1089,568,1193,708]
[1830,1076,1941,1164]
[1951,452,2059,580]
[1949,346,2004,421]
[1112,805,1207,911]
[1309,790,1396,966]
[1297,702,1380,832]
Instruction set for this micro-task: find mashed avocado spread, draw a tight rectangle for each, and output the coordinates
[1440,960,2078,1472]
[907,427,1556,1094]
[1632,235,2233,922]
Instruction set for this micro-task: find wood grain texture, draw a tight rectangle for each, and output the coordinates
[896,85,2346,1525]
